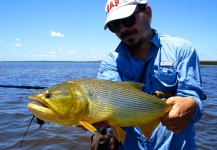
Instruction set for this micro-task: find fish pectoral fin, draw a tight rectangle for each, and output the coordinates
[79,121,97,133]
[110,126,126,144]
[139,119,160,141]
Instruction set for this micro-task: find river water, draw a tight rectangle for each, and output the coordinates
[0,62,216,150]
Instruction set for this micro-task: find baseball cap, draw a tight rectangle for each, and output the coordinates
[104,0,148,30]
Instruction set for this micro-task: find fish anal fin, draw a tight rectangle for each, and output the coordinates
[139,119,160,141]
[79,121,97,133]
[110,126,126,144]
[122,82,144,90]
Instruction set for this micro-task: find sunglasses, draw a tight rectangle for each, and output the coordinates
[107,8,144,33]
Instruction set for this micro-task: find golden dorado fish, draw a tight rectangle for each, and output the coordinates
[28,78,172,143]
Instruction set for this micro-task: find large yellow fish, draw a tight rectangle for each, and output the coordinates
[28,78,172,143]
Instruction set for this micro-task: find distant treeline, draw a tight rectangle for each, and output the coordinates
[200,61,217,65]
[1,60,217,65]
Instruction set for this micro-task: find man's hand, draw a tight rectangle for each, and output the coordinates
[160,96,197,133]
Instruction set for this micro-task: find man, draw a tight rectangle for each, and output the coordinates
[94,0,204,149]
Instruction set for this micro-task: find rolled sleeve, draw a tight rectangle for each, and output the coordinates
[97,50,122,82]
[176,42,204,123]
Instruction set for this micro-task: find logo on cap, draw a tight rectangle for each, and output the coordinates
[106,0,120,13]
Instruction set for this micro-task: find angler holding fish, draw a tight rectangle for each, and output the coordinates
[28,0,204,149]
[91,0,204,149]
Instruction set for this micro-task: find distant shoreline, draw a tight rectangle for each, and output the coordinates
[0,60,217,65]
[0,61,101,63]
[200,61,217,65]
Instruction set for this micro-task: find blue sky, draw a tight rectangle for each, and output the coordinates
[0,0,216,61]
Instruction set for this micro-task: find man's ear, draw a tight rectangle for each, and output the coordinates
[145,5,152,21]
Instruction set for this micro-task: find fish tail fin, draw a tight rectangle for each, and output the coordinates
[165,105,173,113]
[162,98,173,113]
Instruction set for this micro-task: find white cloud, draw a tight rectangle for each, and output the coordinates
[10,44,22,47]
[50,31,65,37]
[58,48,63,51]
[67,50,77,54]
[50,51,56,54]
[15,38,20,41]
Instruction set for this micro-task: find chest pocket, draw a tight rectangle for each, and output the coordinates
[151,64,177,92]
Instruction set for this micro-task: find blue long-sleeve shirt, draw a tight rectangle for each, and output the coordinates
[97,29,204,150]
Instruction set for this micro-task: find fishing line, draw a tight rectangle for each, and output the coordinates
[8,116,46,149]
[6,87,47,149]
[19,115,45,147]
[19,88,46,147]
[19,115,35,147]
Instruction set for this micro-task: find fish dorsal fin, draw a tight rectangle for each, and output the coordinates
[122,82,144,90]
[79,121,97,133]
[139,118,160,141]
[110,126,126,144]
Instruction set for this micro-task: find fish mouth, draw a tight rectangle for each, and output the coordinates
[28,95,49,108]
[28,96,56,122]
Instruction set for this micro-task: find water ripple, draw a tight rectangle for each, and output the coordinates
[0,62,216,149]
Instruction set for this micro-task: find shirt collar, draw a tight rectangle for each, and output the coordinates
[115,29,161,55]
[150,29,161,48]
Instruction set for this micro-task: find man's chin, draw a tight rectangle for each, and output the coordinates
[127,40,144,49]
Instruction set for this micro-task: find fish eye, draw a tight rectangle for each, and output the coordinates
[45,93,51,99]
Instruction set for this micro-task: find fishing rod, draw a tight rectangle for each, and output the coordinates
[0,85,47,89]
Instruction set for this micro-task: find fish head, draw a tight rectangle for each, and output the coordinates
[28,82,89,126]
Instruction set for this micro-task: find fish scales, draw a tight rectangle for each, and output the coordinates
[71,78,169,126]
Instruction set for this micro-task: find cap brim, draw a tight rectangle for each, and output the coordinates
[104,5,137,30]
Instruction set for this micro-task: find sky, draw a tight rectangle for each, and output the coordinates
[0,0,217,61]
